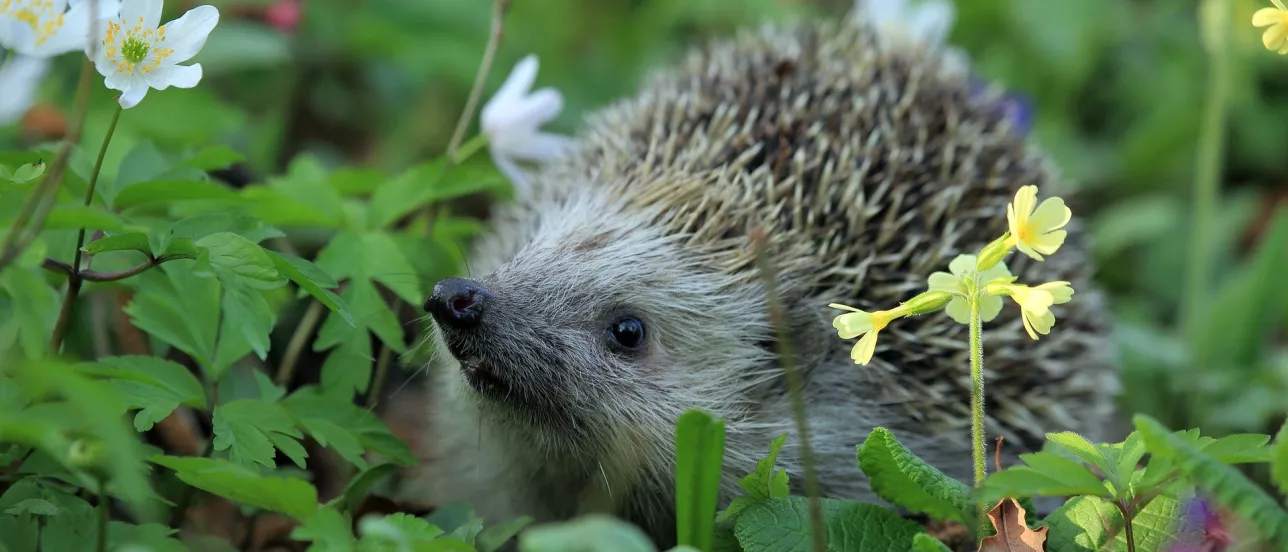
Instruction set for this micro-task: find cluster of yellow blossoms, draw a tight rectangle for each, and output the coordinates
[830,186,1075,366]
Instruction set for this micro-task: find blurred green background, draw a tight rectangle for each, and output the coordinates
[3,0,1286,445]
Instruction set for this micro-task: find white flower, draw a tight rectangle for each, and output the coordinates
[0,0,119,57]
[480,54,576,194]
[853,0,956,46]
[90,0,218,109]
[0,53,49,123]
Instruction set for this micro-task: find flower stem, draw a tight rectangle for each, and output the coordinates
[96,483,109,552]
[277,299,326,387]
[48,104,123,356]
[968,278,987,534]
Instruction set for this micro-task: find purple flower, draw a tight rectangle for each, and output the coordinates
[968,77,1034,137]
[1167,496,1231,552]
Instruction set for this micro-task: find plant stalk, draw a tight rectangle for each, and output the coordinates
[968,278,987,534]
[97,483,109,552]
[277,300,326,387]
[1117,501,1138,552]
[48,104,124,356]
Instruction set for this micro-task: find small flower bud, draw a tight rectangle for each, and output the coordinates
[900,290,953,316]
[975,233,1012,272]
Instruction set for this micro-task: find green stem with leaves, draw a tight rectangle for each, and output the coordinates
[968,279,987,532]
[48,104,124,356]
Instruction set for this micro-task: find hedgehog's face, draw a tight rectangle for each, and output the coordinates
[423,194,780,447]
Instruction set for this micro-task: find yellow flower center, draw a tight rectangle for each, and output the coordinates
[1,0,66,46]
[102,17,173,75]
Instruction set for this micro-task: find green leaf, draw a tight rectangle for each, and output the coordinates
[316,277,405,354]
[0,161,46,183]
[113,180,243,209]
[361,233,426,306]
[82,232,152,257]
[478,516,536,552]
[319,330,373,396]
[5,498,60,516]
[1133,415,1288,544]
[357,512,444,543]
[732,497,923,552]
[44,206,129,232]
[1199,433,1273,464]
[77,355,207,432]
[179,145,246,171]
[675,409,726,552]
[332,462,399,514]
[282,387,416,467]
[978,451,1111,502]
[1272,420,1288,498]
[213,399,307,470]
[718,434,790,524]
[856,427,973,526]
[1043,495,1183,552]
[910,533,952,552]
[293,506,356,551]
[267,251,354,327]
[195,232,282,284]
[0,267,59,361]
[220,283,276,360]
[1046,432,1109,474]
[518,515,657,552]
[158,213,284,252]
[367,160,503,230]
[151,455,319,520]
[299,417,367,470]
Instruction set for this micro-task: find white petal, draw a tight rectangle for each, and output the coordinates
[91,43,118,77]
[32,0,96,56]
[494,131,574,162]
[108,73,149,108]
[0,17,39,54]
[506,87,564,129]
[121,0,164,31]
[481,55,539,128]
[907,0,955,44]
[144,62,200,89]
[491,151,531,194]
[857,0,907,25]
[160,5,219,63]
[0,55,50,124]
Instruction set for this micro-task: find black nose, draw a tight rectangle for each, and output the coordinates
[425,277,491,329]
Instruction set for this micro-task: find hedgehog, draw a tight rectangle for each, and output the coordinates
[405,8,1119,548]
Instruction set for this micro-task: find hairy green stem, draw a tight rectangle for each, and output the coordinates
[1117,501,1137,552]
[1182,0,1229,355]
[751,228,826,552]
[48,104,124,356]
[968,279,987,533]
[0,56,97,275]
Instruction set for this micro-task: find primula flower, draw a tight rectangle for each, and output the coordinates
[829,303,906,366]
[0,54,49,123]
[0,0,119,57]
[90,0,219,109]
[853,0,954,46]
[926,253,1011,325]
[986,281,1073,340]
[1254,0,1288,54]
[1006,185,1071,262]
[480,54,576,194]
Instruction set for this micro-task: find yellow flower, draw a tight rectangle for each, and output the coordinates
[1006,185,1071,262]
[926,254,1012,325]
[829,304,905,365]
[1254,0,1288,54]
[984,281,1071,340]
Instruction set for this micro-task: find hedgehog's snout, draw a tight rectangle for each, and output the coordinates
[426,277,491,330]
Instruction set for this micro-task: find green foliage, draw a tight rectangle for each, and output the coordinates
[1273,420,1288,498]
[856,427,974,528]
[675,409,726,552]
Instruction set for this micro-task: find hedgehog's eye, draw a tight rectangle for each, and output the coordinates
[607,316,646,351]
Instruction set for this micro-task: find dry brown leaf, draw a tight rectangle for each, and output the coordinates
[978,498,1048,552]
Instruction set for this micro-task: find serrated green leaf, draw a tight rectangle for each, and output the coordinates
[220,283,275,360]
[316,277,405,354]
[77,355,207,432]
[333,462,399,514]
[157,214,283,254]
[718,434,791,524]
[732,497,922,552]
[180,145,245,171]
[267,251,354,327]
[213,399,306,470]
[270,432,310,470]
[113,180,243,209]
[856,427,973,526]
[361,233,425,305]
[1272,420,1288,498]
[195,232,282,283]
[1046,432,1109,474]
[152,455,319,520]
[675,409,726,552]
[0,267,59,361]
[979,451,1110,502]
[367,160,503,230]
[293,506,355,552]
[299,418,367,470]
[357,512,444,544]
[1043,495,1183,552]
[106,521,188,552]
[518,514,656,552]
[282,387,416,467]
[5,498,60,516]
[1134,415,1288,544]
[0,514,40,552]
[910,533,952,552]
[319,330,373,395]
[82,232,151,256]
[1198,433,1273,464]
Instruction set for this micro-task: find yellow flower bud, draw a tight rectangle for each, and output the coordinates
[975,233,1012,272]
[900,290,953,316]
